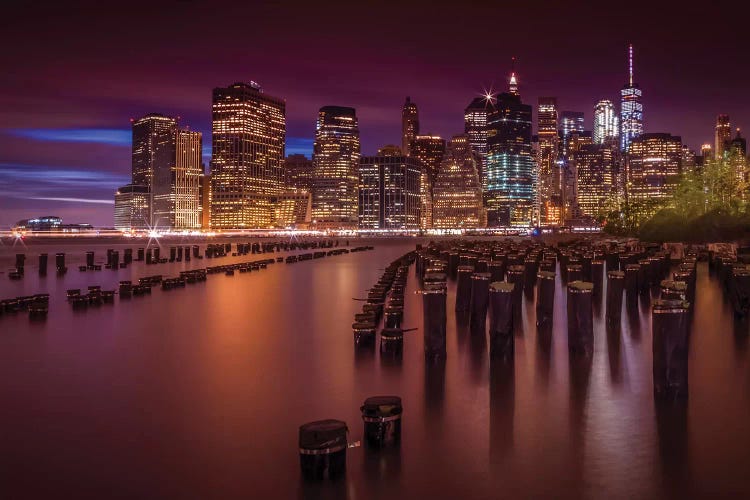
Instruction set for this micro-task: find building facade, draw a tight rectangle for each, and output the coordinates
[409,135,446,229]
[401,97,419,155]
[464,96,496,188]
[358,154,421,230]
[272,190,312,228]
[131,114,177,190]
[538,97,561,225]
[575,143,617,218]
[311,106,360,228]
[152,129,203,229]
[485,87,536,227]
[210,81,286,229]
[715,114,731,159]
[620,44,644,152]
[284,154,314,192]
[626,133,682,209]
[432,135,485,229]
[594,99,619,145]
[114,184,150,230]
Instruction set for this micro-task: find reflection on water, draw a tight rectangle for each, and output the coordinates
[0,239,749,498]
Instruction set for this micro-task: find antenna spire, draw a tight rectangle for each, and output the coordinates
[628,44,634,87]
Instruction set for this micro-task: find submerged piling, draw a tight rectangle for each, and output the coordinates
[489,282,515,360]
[567,281,594,356]
[652,299,690,399]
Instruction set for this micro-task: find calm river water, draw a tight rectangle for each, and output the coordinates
[0,237,748,499]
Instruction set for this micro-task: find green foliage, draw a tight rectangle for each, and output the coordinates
[608,156,749,242]
[642,156,748,241]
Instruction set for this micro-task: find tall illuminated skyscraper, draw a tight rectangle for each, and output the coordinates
[152,129,203,229]
[715,114,731,158]
[284,154,314,192]
[620,44,644,152]
[432,135,485,228]
[464,95,496,186]
[485,70,536,227]
[131,113,177,189]
[594,99,619,145]
[538,97,561,225]
[210,81,286,229]
[410,135,446,229]
[401,97,419,155]
[312,106,360,228]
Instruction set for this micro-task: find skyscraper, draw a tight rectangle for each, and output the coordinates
[575,143,617,218]
[537,97,561,225]
[464,96,495,188]
[358,152,421,230]
[620,44,644,152]
[594,99,619,145]
[432,135,484,229]
[410,135,446,229]
[715,114,731,159]
[152,129,203,229]
[312,106,361,228]
[131,113,177,189]
[401,97,419,155]
[210,81,286,229]
[485,71,536,227]
[626,133,682,212]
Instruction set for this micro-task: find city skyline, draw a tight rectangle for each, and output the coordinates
[1,1,748,227]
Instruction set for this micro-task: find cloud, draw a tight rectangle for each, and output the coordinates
[7,128,131,146]
[28,197,114,205]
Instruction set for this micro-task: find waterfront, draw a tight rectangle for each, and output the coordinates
[0,237,749,499]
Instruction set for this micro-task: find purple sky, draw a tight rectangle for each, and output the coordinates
[1,0,747,227]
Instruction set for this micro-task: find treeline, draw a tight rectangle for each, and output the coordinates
[600,156,750,242]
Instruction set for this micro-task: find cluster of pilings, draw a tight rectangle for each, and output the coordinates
[353,252,416,357]
[299,395,402,481]
[66,285,116,309]
[0,293,49,320]
[409,238,701,400]
[4,242,367,321]
[711,251,750,319]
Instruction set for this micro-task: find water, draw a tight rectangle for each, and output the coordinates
[0,238,749,499]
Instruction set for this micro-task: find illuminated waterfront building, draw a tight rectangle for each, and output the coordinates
[559,111,585,158]
[464,95,496,186]
[620,44,644,152]
[311,106,360,228]
[284,154,314,192]
[715,114,731,158]
[210,81,286,229]
[152,129,203,229]
[358,153,421,229]
[273,190,312,228]
[537,97,561,225]
[594,99,619,145]
[432,135,485,228]
[485,73,536,227]
[701,144,713,163]
[626,133,682,210]
[575,143,617,218]
[114,184,150,230]
[409,135,446,228]
[401,97,419,155]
